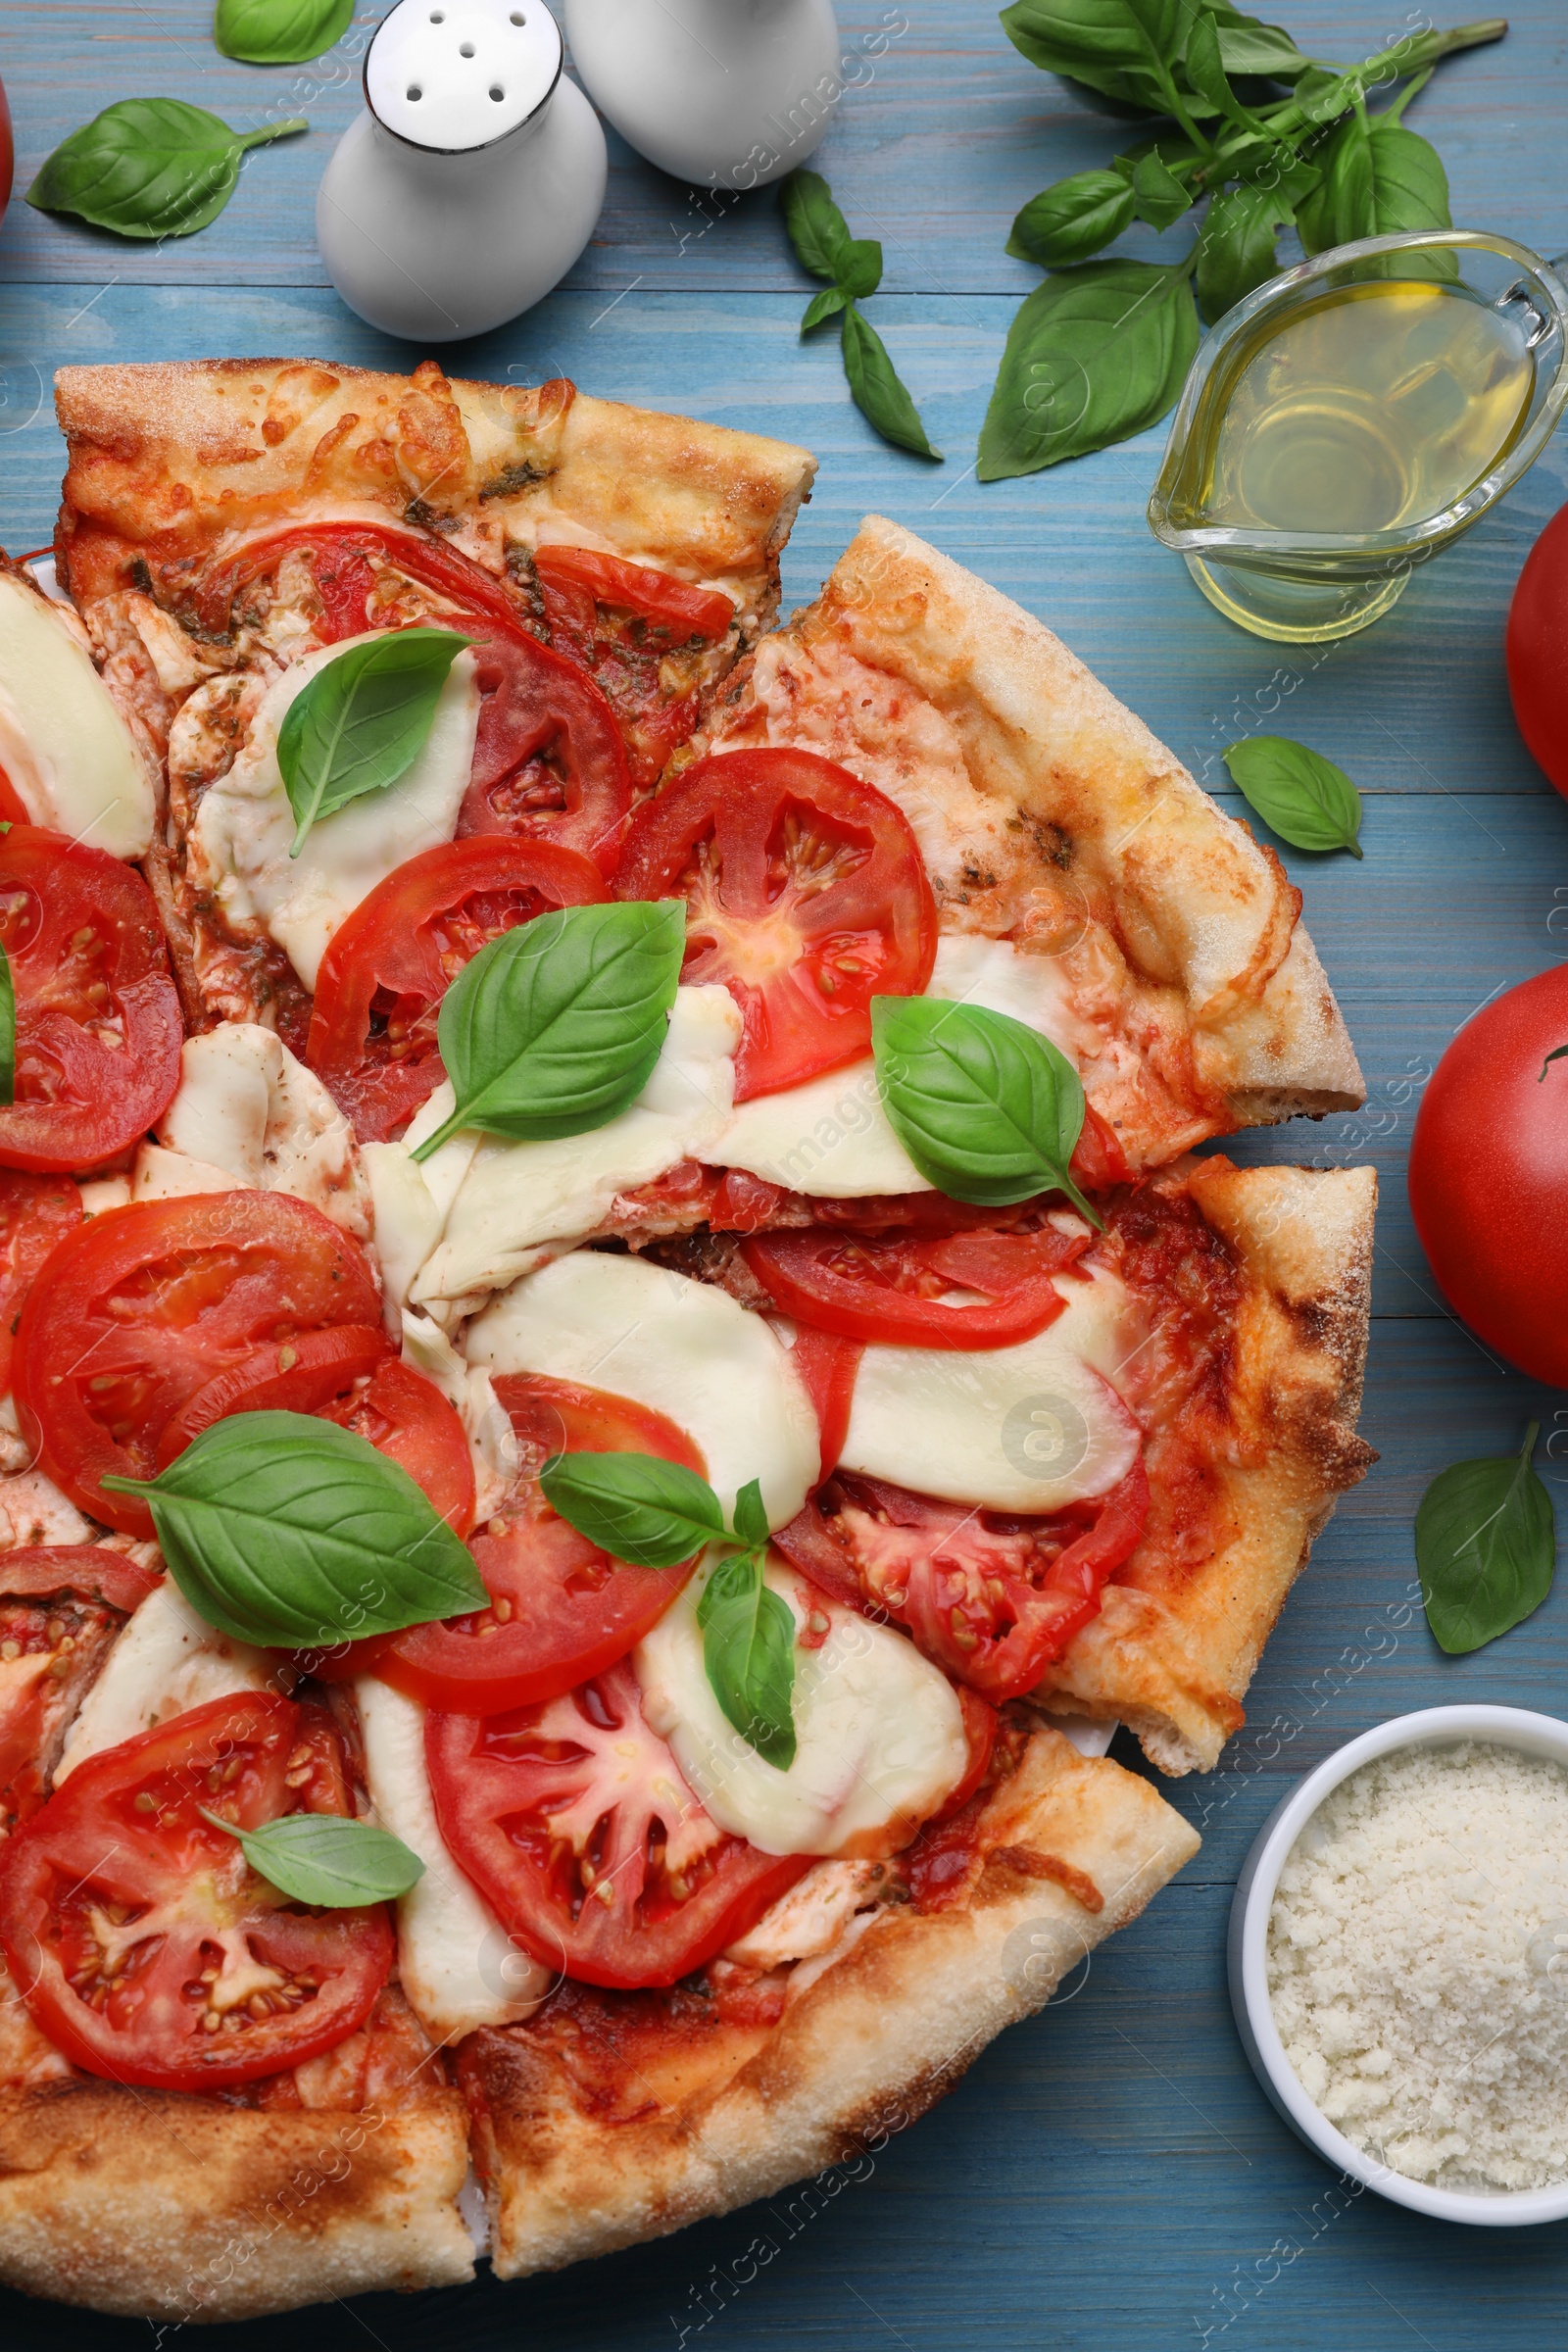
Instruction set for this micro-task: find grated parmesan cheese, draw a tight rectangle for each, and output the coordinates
[1268,1740,1568,2191]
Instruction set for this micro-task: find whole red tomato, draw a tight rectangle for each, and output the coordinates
[1407,965,1568,1384]
[1506,502,1568,796]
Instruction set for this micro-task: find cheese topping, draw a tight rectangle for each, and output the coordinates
[0,572,156,859]
[841,1266,1146,1510]
[636,1555,967,1857]
[188,633,480,990]
[400,1309,518,1521]
[710,935,1098,1199]
[354,1677,547,2038]
[54,1584,272,1783]
[0,1471,92,1550]
[398,985,740,1310]
[465,1249,818,1530]
[149,1023,369,1237]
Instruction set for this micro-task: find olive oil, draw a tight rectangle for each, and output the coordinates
[1175,278,1535,536]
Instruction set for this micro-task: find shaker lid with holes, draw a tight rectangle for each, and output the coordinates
[367,0,562,153]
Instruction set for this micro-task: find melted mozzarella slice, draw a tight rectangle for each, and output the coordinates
[710,934,1096,1199]
[400,1309,518,1521]
[636,1557,966,1857]
[151,1023,368,1236]
[842,1267,1146,1511]
[710,1055,925,1199]
[0,1471,92,1550]
[406,985,740,1309]
[465,1249,817,1530]
[354,1677,547,2038]
[55,1584,272,1782]
[0,572,155,858]
[189,633,480,990]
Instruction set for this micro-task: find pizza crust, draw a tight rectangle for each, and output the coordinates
[1035,1160,1378,1773]
[53,359,815,630]
[460,1729,1198,2277]
[705,515,1363,1153]
[0,2082,473,2322]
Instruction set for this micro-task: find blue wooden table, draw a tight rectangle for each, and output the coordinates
[3,4,1568,2345]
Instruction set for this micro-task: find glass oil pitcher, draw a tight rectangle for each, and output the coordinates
[1148,229,1568,643]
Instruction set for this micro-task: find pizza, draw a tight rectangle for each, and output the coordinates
[0,360,1374,2322]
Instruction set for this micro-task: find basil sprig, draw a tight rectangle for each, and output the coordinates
[782,170,941,461]
[0,940,14,1109]
[873,996,1102,1224]
[201,1808,424,1907]
[984,9,1505,474]
[1222,735,1364,858]
[279,629,473,857]
[27,100,307,241]
[412,900,685,1160]
[1415,1424,1556,1655]
[215,0,354,66]
[101,1411,487,1649]
[543,1458,797,1769]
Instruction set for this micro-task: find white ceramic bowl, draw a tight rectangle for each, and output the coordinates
[1229,1703,1568,2227]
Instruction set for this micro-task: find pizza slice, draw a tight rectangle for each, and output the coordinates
[52,358,816,1050]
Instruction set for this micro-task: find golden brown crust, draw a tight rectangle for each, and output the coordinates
[1035,1160,1378,1773]
[463,1731,1198,2277]
[704,515,1363,1162]
[53,358,815,633]
[0,2081,473,2322]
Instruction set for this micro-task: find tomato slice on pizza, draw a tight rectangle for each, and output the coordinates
[616,748,938,1099]
[345,1376,707,1711]
[0,826,182,1173]
[531,545,738,789]
[306,834,607,1142]
[0,1690,392,2089]
[14,1193,384,1537]
[741,1222,1092,1348]
[425,1662,808,1990]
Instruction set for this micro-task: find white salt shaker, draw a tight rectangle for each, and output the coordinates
[563,0,841,189]
[317,0,607,342]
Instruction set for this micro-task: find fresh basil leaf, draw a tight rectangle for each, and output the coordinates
[697,1552,798,1771]
[1120,0,1185,61]
[101,1411,486,1649]
[1298,115,1452,272]
[978,259,1199,479]
[1130,148,1193,231]
[1416,1424,1555,1655]
[872,996,1101,1220]
[1008,169,1137,267]
[0,941,14,1110]
[841,305,942,461]
[836,238,884,302]
[802,286,848,333]
[201,1809,424,1906]
[214,0,352,65]
[732,1479,769,1553]
[1216,21,1307,78]
[1183,10,1268,132]
[781,168,855,281]
[1221,735,1363,857]
[1196,180,1292,319]
[1000,0,1167,113]
[278,628,472,857]
[26,99,306,240]
[540,1450,728,1570]
[415,900,685,1159]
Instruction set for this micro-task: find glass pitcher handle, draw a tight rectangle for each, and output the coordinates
[1494,254,1568,351]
